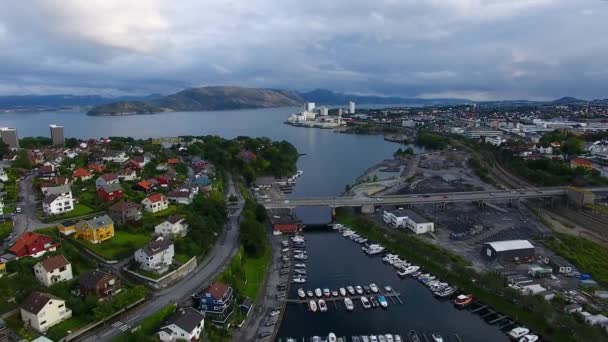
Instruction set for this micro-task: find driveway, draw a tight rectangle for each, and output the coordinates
[80,177,245,341]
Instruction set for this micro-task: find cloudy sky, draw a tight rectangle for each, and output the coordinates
[1,0,607,100]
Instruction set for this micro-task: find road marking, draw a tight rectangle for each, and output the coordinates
[119,324,131,331]
[111,321,122,328]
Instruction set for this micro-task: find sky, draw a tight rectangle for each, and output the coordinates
[1,0,608,101]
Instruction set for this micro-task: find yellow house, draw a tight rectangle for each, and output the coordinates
[57,220,77,236]
[0,259,6,277]
[74,215,115,244]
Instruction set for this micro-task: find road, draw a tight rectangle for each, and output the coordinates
[80,177,244,341]
[262,186,608,209]
[3,173,46,249]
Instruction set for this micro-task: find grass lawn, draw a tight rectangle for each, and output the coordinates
[219,247,271,301]
[79,230,150,260]
[112,304,176,342]
[41,203,97,223]
[0,221,12,240]
[545,233,608,287]
[46,315,90,341]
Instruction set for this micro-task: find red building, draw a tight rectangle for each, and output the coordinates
[268,209,300,234]
[156,176,170,186]
[88,162,105,174]
[570,157,593,170]
[9,232,59,258]
[97,183,124,202]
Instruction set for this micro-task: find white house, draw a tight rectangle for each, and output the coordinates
[135,236,175,273]
[485,136,504,146]
[155,215,189,237]
[539,146,553,154]
[167,188,195,205]
[141,193,169,213]
[101,151,129,163]
[0,167,8,182]
[117,168,138,181]
[158,307,205,342]
[403,209,434,234]
[95,174,119,190]
[33,255,73,287]
[42,192,74,216]
[20,292,72,333]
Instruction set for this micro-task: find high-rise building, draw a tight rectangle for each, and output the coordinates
[49,124,65,146]
[318,106,328,116]
[0,127,19,149]
[305,102,316,112]
[349,101,356,114]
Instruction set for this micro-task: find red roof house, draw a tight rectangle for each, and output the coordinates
[88,162,105,173]
[9,232,59,258]
[73,167,92,181]
[155,176,170,186]
[137,180,153,192]
[97,183,124,202]
[570,158,593,170]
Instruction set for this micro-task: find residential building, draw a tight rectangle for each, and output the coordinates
[268,209,300,234]
[167,188,195,205]
[585,314,608,326]
[37,164,58,179]
[41,183,70,196]
[42,192,74,216]
[74,215,115,244]
[72,167,92,181]
[95,173,119,190]
[402,209,434,234]
[33,255,73,287]
[570,157,593,170]
[0,127,19,149]
[564,303,583,314]
[100,151,129,163]
[539,146,553,155]
[108,200,142,225]
[137,179,153,192]
[0,258,6,278]
[135,236,175,274]
[49,124,64,146]
[88,162,105,173]
[57,220,76,236]
[485,136,504,146]
[0,167,8,182]
[97,183,124,202]
[305,102,315,111]
[155,215,189,237]
[20,292,72,332]
[79,270,121,298]
[194,281,234,324]
[548,255,574,274]
[157,307,205,342]
[481,240,535,261]
[117,168,137,181]
[9,232,58,258]
[0,318,7,342]
[142,193,169,213]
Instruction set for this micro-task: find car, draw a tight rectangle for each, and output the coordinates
[284,200,290,204]
[376,198,383,201]
[15,207,22,214]
[265,199,271,202]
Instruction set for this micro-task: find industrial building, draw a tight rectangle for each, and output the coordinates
[383,209,434,235]
[481,240,535,261]
[268,209,301,234]
[0,127,19,149]
[49,124,64,146]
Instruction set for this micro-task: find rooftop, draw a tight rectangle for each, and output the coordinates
[485,239,535,252]
[38,254,70,272]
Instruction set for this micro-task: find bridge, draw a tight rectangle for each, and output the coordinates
[261,186,606,212]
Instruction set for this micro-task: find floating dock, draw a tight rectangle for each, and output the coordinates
[284,290,403,305]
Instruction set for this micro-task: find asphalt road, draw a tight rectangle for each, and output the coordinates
[2,173,45,250]
[80,178,244,341]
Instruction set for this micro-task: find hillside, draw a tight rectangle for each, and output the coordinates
[87,86,304,115]
[298,88,471,105]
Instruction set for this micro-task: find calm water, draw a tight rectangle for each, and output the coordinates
[277,230,509,342]
[0,108,505,340]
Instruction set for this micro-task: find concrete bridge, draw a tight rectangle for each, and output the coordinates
[261,186,606,213]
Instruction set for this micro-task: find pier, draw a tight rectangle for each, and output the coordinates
[488,314,508,324]
[284,291,403,305]
[470,304,488,313]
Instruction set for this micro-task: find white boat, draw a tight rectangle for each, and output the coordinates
[318,299,328,312]
[307,290,314,297]
[315,288,322,297]
[291,235,305,243]
[398,265,420,277]
[355,286,364,295]
[385,335,394,342]
[294,253,308,260]
[360,296,371,309]
[394,335,402,342]
[332,290,339,297]
[347,286,356,295]
[519,335,539,342]
[384,286,393,293]
[298,288,306,298]
[294,263,307,268]
[323,288,331,297]
[294,269,307,275]
[328,333,337,342]
[361,337,370,342]
[292,276,306,283]
[309,300,318,312]
[378,335,387,342]
[508,327,530,339]
[312,337,322,342]
[344,297,354,311]
[431,333,443,342]
[363,244,385,255]
[339,287,347,296]
[370,336,378,342]
[370,283,379,293]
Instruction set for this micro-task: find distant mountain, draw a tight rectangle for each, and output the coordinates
[87,86,304,115]
[0,94,161,111]
[298,89,471,105]
[550,97,587,105]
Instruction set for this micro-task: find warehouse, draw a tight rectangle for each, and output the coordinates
[481,240,535,262]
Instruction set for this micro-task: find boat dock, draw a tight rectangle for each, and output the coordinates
[284,290,403,305]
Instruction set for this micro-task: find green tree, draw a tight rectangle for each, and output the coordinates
[562,137,584,156]
[13,150,32,169]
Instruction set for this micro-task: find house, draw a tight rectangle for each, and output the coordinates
[156,176,171,186]
[101,151,128,163]
[167,158,180,165]
[95,173,119,190]
[570,157,593,170]
[33,255,73,287]
[0,167,8,182]
[57,220,77,236]
[585,314,608,326]
[39,177,69,193]
[117,168,137,181]
[268,209,300,234]
[79,270,121,298]
[9,232,58,258]
[548,255,574,274]
[137,180,153,192]
[42,192,74,216]
[108,200,142,225]
[72,167,92,181]
[20,292,72,333]
[539,146,553,154]
[123,159,142,170]
[155,215,189,237]
[564,303,583,314]
[135,236,175,273]
[157,307,205,342]
[142,193,169,213]
[238,150,256,163]
[97,183,124,202]
[167,188,195,205]
[0,258,6,278]
[37,165,58,179]
[194,281,234,324]
[41,183,71,196]
[88,162,105,173]
[74,215,115,244]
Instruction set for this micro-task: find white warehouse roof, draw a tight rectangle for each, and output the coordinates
[486,240,534,252]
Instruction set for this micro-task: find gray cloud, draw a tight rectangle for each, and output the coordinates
[0,0,607,100]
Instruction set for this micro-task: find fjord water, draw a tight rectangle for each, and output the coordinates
[0,108,507,340]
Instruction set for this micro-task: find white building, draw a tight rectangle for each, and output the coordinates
[157,307,205,342]
[117,168,138,181]
[42,187,74,216]
[382,211,408,228]
[135,236,175,273]
[33,255,73,287]
[20,292,72,333]
[485,136,504,146]
[101,151,129,163]
[167,188,196,205]
[0,167,8,182]
[142,193,169,213]
[403,210,434,234]
[349,101,356,114]
[539,146,553,154]
[155,215,189,237]
[305,102,316,111]
[318,106,329,116]
[585,314,608,326]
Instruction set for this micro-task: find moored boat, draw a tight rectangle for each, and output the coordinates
[385,334,394,342]
[323,288,331,297]
[332,290,339,297]
[344,297,354,311]
[508,327,530,340]
[370,283,379,293]
[328,333,337,342]
[518,335,539,342]
[370,336,378,342]
[362,336,370,342]
[347,286,356,295]
[408,330,421,342]
[315,288,323,297]
[431,333,443,342]
[378,335,386,342]
[360,296,371,309]
[298,288,306,299]
[384,285,393,293]
[339,287,347,297]
[454,294,474,308]
[378,295,388,308]
[318,299,328,312]
[309,300,317,312]
[307,290,314,297]
[394,335,402,342]
[370,296,379,308]
[355,285,364,295]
